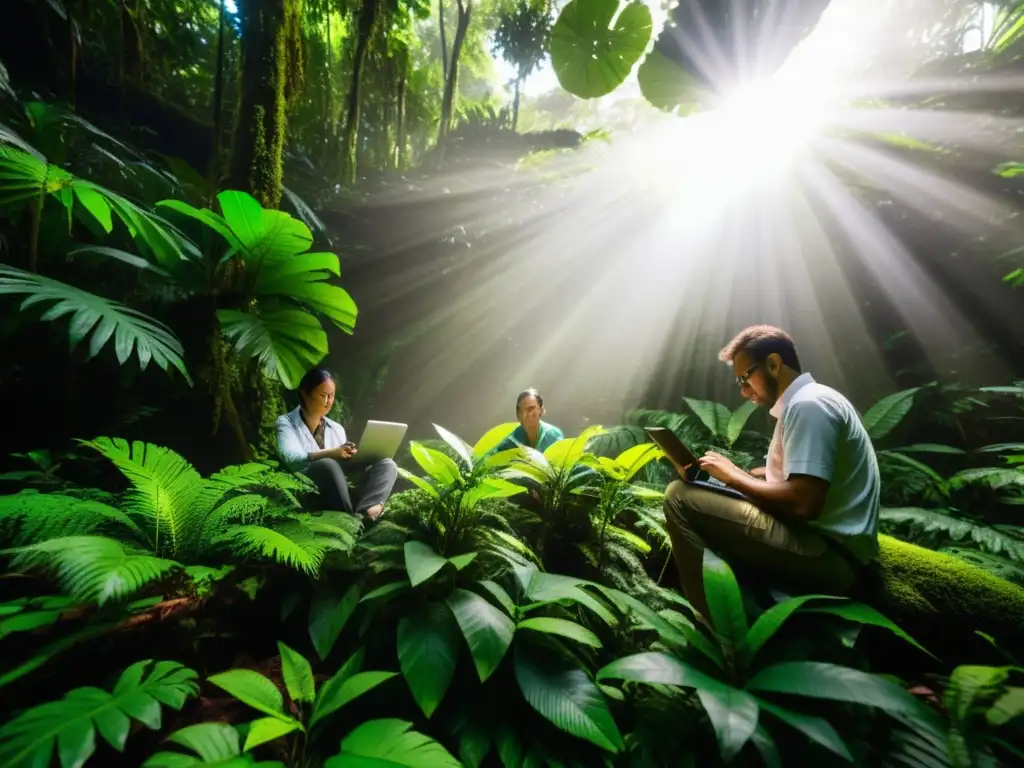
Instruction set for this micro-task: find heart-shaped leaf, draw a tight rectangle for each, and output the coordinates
[551,0,653,99]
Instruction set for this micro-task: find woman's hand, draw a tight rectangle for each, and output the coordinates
[334,443,358,460]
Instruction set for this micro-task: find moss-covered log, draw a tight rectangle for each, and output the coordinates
[874,534,1024,650]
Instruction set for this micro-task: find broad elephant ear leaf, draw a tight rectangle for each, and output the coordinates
[218,308,328,390]
[551,0,652,99]
[637,46,704,114]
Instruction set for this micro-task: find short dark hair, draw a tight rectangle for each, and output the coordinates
[718,325,801,372]
[298,367,334,394]
[516,388,544,415]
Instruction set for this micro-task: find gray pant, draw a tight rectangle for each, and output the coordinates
[303,458,398,515]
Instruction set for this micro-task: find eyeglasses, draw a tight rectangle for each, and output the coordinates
[736,361,761,389]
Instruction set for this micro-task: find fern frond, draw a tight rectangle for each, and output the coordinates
[0,660,198,767]
[951,467,1024,491]
[0,491,141,545]
[82,437,203,557]
[202,462,312,509]
[218,523,326,574]
[205,494,269,530]
[3,536,180,604]
[294,511,361,550]
[881,508,1024,561]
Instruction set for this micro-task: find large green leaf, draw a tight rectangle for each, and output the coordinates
[550,0,652,99]
[525,572,618,626]
[277,642,315,704]
[397,601,462,717]
[597,586,723,668]
[597,651,724,691]
[307,671,395,730]
[218,309,327,390]
[143,721,284,767]
[702,550,748,650]
[0,660,199,768]
[803,603,934,658]
[757,699,852,761]
[207,669,292,722]
[243,717,302,751]
[726,401,759,446]
[747,662,928,721]
[409,443,462,486]
[309,649,366,729]
[684,398,731,440]
[308,583,361,660]
[218,190,312,261]
[862,388,919,442]
[446,588,515,682]
[473,423,519,457]
[513,643,624,753]
[432,424,475,469]
[636,47,703,114]
[543,426,605,473]
[324,719,461,767]
[697,687,760,762]
[254,273,358,334]
[0,266,191,384]
[740,595,844,668]
[404,541,451,587]
[517,617,602,648]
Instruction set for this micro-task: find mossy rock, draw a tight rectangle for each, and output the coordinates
[873,534,1024,649]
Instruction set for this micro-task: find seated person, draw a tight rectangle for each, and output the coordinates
[496,388,565,453]
[663,325,880,627]
[276,367,397,521]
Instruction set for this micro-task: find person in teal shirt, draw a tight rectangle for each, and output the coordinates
[496,388,565,453]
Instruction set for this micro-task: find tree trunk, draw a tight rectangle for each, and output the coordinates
[438,0,448,84]
[210,0,227,197]
[339,0,378,185]
[229,0,295,209]
[437,0,471,146]
[396,71,406,170]
[512,73,521,132]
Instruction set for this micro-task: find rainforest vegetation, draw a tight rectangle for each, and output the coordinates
[1,0,1024,765]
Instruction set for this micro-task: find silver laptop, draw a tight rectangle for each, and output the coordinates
[355,420,408,463]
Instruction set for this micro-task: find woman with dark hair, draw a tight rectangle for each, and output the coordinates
[275,367,397,521]
[496,388,565,453]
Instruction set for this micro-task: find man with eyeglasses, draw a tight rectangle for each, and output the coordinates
[663,325,880,627]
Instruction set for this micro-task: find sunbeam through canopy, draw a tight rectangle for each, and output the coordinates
[336,0,1024,440]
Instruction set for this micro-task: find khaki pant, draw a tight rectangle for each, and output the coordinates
[663,480,854,621]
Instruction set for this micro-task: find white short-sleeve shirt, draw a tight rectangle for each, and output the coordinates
[765,373,881,563]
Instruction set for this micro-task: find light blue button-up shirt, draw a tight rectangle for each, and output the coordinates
[275,406,348,471]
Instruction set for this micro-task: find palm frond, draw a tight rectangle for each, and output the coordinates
[83,438,203,557]
[3,536,180,605]
[0,145,196,267]
[0,491,141,545]
[0,660,198,767]
[218,522,327,574]
[0,266,191,383]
